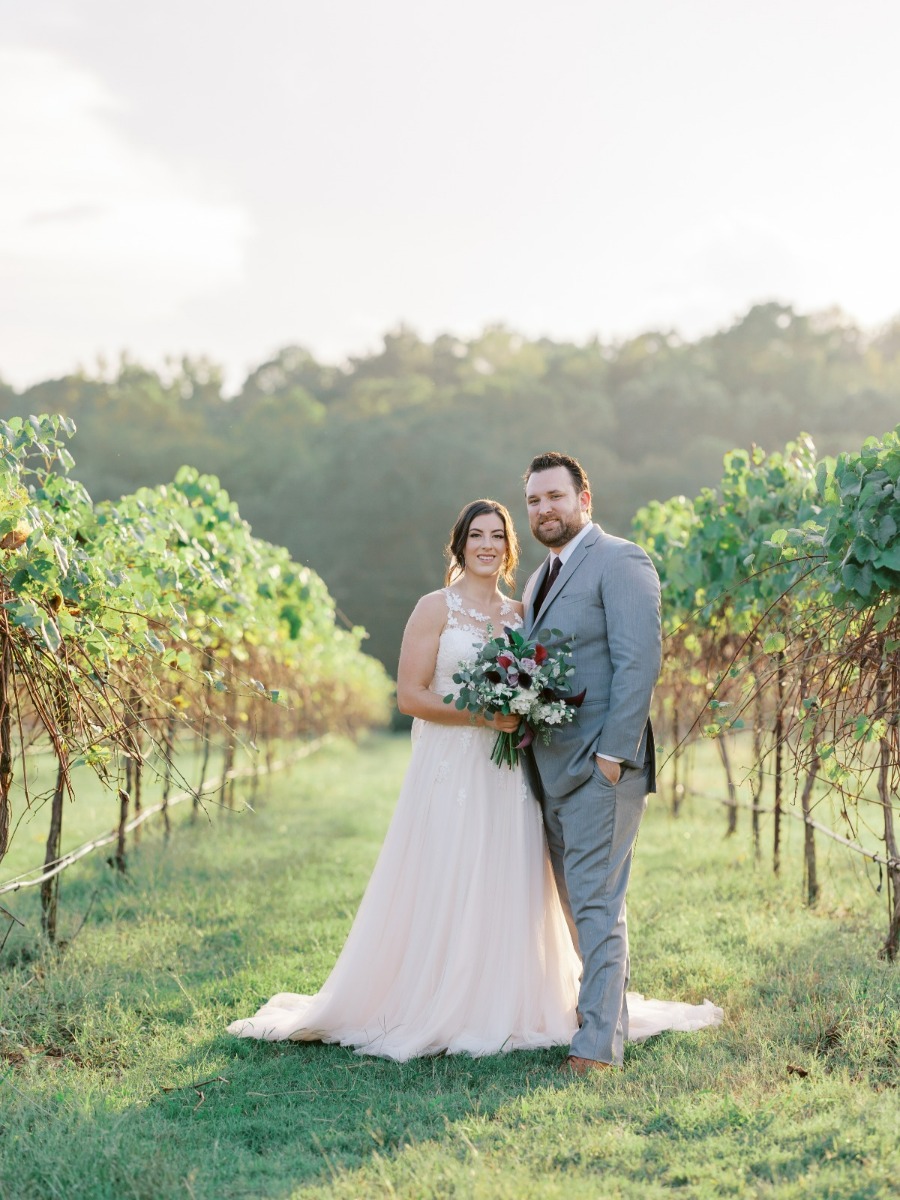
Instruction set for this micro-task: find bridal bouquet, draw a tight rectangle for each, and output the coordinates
[444,625,586,768]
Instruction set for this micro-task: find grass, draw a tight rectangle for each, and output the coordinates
[0,733,898,1199]
[1,734,289,882]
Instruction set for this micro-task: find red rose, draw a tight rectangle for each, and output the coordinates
[497,654,514,669]
[533,644,548,664]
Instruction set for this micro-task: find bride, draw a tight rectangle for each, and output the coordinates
[227,499,721,1061]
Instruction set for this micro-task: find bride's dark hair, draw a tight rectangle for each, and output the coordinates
[445,499,519,588]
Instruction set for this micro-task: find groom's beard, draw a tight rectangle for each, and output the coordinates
[532,512,586,548]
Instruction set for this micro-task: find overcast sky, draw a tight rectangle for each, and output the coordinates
[3,0,899,390]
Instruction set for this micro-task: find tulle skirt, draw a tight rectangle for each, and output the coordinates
[228,722,722,1060]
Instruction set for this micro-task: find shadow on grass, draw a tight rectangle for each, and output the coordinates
[141,1035,570,1197]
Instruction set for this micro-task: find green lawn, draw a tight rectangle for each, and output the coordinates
[1,734,897,1200]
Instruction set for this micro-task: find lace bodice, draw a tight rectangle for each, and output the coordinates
[430,588,523,697]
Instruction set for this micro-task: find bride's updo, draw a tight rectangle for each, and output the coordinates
[445,499,520,588]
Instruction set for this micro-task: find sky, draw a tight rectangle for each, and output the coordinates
[2,0,900,391]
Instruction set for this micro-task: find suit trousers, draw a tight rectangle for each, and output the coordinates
[541,758,649,1066]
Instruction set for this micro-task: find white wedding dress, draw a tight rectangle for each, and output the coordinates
[228,589,722,1060]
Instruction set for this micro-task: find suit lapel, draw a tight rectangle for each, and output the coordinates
[532,524,601,627]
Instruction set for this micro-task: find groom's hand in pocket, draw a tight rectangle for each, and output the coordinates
[595,755,622,785]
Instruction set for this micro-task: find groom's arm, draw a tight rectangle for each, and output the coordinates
[593,541,661,765]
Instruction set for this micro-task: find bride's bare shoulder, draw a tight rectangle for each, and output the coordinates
[405,589,450,629]
[506,597,525,618]
[419,587,452,609]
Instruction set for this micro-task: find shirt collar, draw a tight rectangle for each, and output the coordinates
[551,520,593,566]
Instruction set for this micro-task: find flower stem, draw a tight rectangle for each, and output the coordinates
[491,731,518,769]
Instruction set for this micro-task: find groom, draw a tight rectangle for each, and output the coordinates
[522,451,661,1073]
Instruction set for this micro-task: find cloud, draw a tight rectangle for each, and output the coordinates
[0,47,252,382]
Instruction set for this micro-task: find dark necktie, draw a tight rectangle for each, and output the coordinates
[533,555,562,614]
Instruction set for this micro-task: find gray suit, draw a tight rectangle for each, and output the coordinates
[523,522,661,1066]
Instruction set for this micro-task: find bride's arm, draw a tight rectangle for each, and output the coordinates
[396,593,496,727]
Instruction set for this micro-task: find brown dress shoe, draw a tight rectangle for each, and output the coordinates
[559,1055,613,1075]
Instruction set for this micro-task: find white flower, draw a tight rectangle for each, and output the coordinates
[510,688,538,715]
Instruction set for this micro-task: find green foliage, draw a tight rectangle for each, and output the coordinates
[811,426,900,608]
[635,437,821,632]
[633,426,900,956]
[7,302,900,666]
[632,428,899,683]
[1,416,391,717]
[0,415,392,873]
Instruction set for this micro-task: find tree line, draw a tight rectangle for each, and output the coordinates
[4,302,900,667]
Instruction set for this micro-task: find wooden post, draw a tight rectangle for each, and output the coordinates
[773,650,785,875]
[671,702,682,816]
[798,661,819,907]
[876,671,900,961]
[221,684,237,810]
[196,649,214,816]
[799,757,820,906]
[132,693,143,845]
[40,759,67,941]
[717,735,738,836]
[751,692,764,860]
[115,787,129,873]
[161,711,176,838]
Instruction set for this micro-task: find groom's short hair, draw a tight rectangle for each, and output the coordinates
[524,452,591,499]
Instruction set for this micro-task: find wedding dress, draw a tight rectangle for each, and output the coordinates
[227,589,722,1060]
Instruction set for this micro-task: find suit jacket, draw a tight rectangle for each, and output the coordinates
[523,522,661,799]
